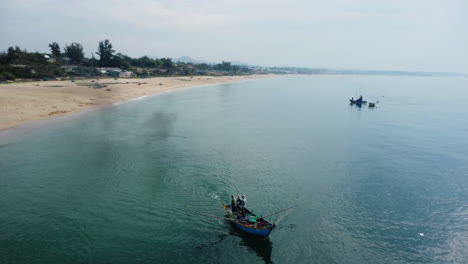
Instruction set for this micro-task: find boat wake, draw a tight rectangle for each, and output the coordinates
[274,209,292,225]
[208,192,220,200]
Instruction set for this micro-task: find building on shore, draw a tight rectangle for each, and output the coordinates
[99,67,135,78]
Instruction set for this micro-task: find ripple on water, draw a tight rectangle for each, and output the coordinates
[1,76,468,263]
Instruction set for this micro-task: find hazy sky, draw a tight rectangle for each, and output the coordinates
[1,0,467,72]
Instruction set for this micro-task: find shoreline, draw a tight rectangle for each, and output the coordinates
[0,74,280,132]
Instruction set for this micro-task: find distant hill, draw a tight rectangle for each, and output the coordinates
[144,55,467,77]
[263,66,468,77]
[172,56,213,64]
[170,56,253,66]
[323,69,468,77]
[229,61,254,67]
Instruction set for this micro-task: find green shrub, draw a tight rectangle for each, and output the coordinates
[0,72,16,80]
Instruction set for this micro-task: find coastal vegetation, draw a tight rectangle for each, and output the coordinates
[0,40,253,81]
[2,40,465,82]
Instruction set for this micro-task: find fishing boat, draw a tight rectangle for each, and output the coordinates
[349,99,367,104]
[191,199,293,238]
[223,204,276,238]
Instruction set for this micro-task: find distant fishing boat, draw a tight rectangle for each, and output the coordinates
[349,99,367,104]
[223,204,276,238]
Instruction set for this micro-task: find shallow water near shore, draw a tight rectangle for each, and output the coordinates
[1,75,468,263]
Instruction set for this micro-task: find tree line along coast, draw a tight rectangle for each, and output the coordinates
[0,39,255,82]
[3,39,459,83]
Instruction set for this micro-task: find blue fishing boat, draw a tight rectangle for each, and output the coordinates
[223,204,276,238]
[191,199,293,238]
[349,99,367,104]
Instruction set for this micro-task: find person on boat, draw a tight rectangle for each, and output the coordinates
[239,196,246,214]
[230,195,237,214]
[236,195,245,214]
[241,195,247,209]
[357,95,363,102]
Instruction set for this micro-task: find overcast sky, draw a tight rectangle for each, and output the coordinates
[1,0,467,73]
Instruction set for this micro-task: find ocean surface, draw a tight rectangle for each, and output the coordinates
[1,75,467,264]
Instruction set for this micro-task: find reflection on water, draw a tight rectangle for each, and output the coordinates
[143,111,177,140]
[349,102,363,108]
[228,225,273,264]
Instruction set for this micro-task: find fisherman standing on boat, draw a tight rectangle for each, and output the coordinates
[230,195,237,214]
[241,195,247,209]
[236,195,243,213]
[239,195,246,214]
[358,95,363,102]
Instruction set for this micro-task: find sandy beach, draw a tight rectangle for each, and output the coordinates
[0,74,277,131]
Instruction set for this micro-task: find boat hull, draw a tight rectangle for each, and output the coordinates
[232,221,274,237]
[350,100,367,104]
[224,205,275,238]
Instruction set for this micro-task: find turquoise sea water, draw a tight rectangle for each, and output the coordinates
[1,75,467,263]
